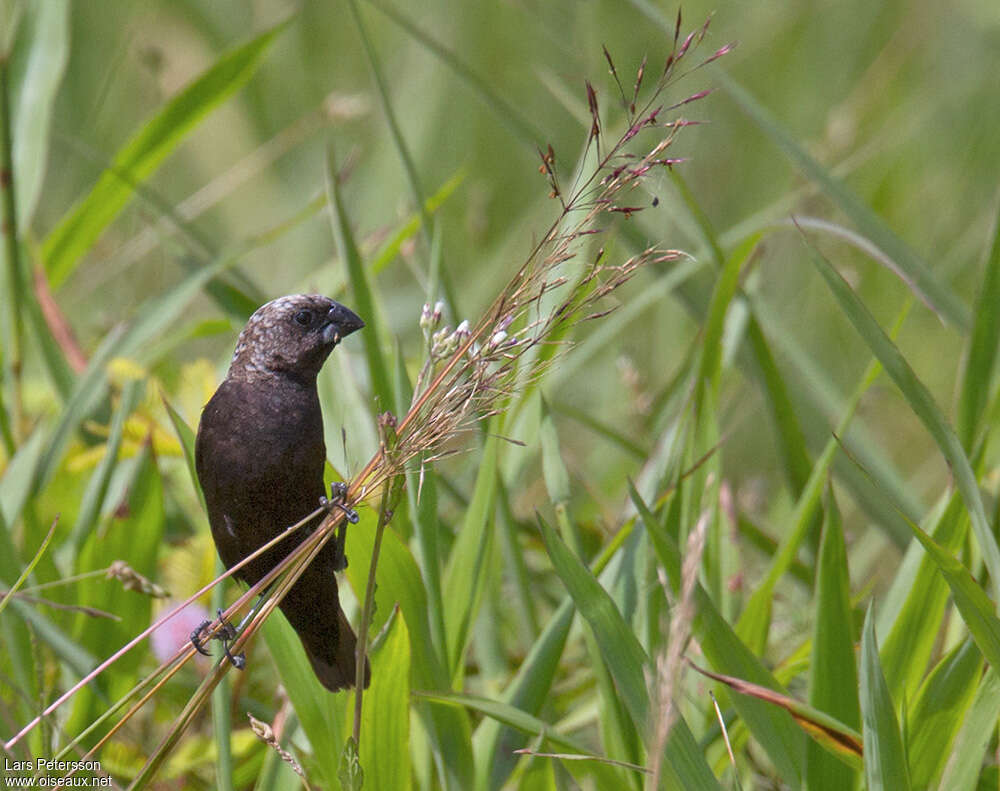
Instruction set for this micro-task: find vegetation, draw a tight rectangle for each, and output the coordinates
[1,0,999,788]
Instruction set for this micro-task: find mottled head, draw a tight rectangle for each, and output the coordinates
[228,294,364,381]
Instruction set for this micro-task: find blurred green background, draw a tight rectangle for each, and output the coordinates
[3,0,1000,787]
[33,0,1000,507]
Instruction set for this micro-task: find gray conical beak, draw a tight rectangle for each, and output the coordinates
[322,302,365,345]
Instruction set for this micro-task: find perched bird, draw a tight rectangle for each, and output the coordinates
[195,294,369,691]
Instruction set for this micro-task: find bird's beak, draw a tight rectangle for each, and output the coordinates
[322,302,365,346]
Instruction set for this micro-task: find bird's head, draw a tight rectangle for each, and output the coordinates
[228,294,364,381]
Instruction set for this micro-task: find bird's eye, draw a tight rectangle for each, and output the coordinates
[294,310,313,327]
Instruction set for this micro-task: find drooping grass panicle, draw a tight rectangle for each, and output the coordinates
[343,19,724,501]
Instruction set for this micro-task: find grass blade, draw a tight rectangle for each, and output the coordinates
[907,638,982,789]
[719,72,968,329]
[806,492,861,790]
[9,0,69,229]
[937,669,1000,791]
[420,690,626,788]
[860,603,911,791]
[536,512,648,728]
[366,0,542,147]
[0,518,57,620]
[879,493,966,702]
[64,377,144,553]
[902,513,1000,671]
[957,200,1000,448]
[803,237,1000,602]
[360,607,412,791]
[689,662,862,766]
[633,482,806,783]
[325,141,393,409]
[536,512,720,789]
[443,431,499,679]
[344,506,475,789]
[43,20,289,287]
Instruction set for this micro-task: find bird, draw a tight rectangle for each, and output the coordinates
[194,294,370,692]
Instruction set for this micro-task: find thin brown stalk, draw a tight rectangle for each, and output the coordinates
[5,505,329,751]
[352,469,398,744]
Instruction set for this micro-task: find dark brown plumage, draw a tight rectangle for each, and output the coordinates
[195,294,369,691]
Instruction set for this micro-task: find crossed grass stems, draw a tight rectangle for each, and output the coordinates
[5,16,728,785]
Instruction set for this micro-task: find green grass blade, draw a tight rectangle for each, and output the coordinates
[536,511,719,788]
[472,600,574,791]
[42,20,288,287]
[0,423,45,528]
[633,482,806,783]
[718,72,968,329]
[35,253,233,491]
[748,293,921,545]
[475,518,642,790]
[262,612,346,788]
[880,493,966,703]
[745,317,812,495]
[902,513,1000,671]
[907,638,982,789]
[9,0,69,230]
[64,378,144,553]
[0,518,56,620]
[540,400,642,776]
[367,170,465,279]
[957,201,1000,448]
[536,512,648,728]
[737,346,881,653]
[346,0,430,247]
[696,227,746,397]
[443,430,499,679]
[420,690,627,788]
[548,400,646,459]
[804,239,1000,601]
[20,270,75,400]
[162,393,206,513]
[395,348,448,667]
[805,491,860,791]
[5,596,98,679]
[325,142,393,409]
[360,608,412,791]
[365,0,542,147]
[690,662,862,768]
[345,0,462,318]
[344,508,475,789]
[860,603,912,791]
[937,669,1000,791]
[540,398,571,508]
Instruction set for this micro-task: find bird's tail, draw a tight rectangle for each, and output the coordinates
[300,606,371,692]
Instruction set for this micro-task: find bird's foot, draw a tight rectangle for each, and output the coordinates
[320,482,357,572]
[320,482,359,524]
[189,609,246,670]
[190,620,213,656]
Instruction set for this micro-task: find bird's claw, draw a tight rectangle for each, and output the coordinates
[320,482,360,524]
[190,620,213,656]
[190,610,246,670]
[320,482,356,571]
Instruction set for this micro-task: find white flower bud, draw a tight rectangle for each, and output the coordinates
[419,303,435,332]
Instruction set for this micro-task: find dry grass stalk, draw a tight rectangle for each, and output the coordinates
[648,507,710,788]
[248,713,311,788]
